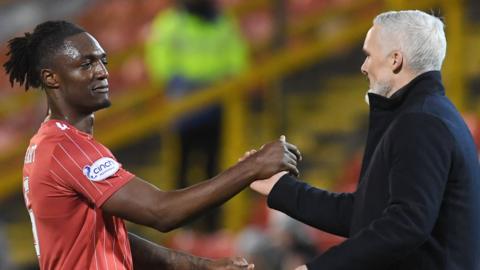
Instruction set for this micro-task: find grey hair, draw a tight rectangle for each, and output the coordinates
[373,10,446,74]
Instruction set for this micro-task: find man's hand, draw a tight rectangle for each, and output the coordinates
[250,171,288,196]
[243,135,301,180]
[294,265,308,270]
[238,149,257,162]
[208,257,254,269]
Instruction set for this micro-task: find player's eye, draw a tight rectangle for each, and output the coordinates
[101,58,108,65]
[81,61,92,69]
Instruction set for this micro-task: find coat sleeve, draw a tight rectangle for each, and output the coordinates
[267,175,355,237]
[305,113,454,269]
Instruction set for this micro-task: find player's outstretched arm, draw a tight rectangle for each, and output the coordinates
[129,233,254,270]
[102,138,301,232]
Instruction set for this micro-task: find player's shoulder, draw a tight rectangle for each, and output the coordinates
[23,121,71,167]
[38,120,73,140]
[35,120,87,151]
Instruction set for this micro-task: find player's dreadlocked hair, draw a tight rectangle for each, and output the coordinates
[3,21,85,91]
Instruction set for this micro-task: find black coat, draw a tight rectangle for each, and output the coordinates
[268,71,480,269]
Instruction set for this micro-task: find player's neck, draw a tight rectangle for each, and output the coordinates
[46,96,95,134]
[72,115,95,135]
[48,111,95,135]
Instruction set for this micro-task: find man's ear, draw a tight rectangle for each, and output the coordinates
[391,51,403,74]
[41,69,60,89]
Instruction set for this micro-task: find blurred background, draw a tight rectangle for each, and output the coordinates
[0,0,479,269]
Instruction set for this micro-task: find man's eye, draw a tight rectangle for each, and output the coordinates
[81,62,92,68]
[102,59,108,65]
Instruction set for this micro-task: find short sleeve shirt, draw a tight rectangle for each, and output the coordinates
[22,120,135,270]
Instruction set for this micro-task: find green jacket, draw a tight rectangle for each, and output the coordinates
[145,9,248,85]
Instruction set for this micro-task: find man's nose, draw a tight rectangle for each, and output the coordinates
[360,61,368,76]
[95,62,109,79]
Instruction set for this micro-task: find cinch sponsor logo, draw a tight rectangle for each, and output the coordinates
[83,157,120,181]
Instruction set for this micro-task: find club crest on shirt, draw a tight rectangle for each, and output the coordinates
[83,157,120,181]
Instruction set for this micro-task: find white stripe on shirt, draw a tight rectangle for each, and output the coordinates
[58,143,103,194]
[65,133,93,163]
[52,155,95,201]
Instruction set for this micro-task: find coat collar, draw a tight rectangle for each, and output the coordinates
[367,71,445,111]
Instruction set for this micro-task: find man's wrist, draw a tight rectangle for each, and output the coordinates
[237,157,260,182]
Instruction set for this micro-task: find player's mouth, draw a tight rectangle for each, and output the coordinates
[92,85,109,93]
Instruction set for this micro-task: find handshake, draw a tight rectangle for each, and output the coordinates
[208,135,305,270]
[239,135,302,196]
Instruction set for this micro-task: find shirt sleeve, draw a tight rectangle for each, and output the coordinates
[49,135,135,208]
[305,113,454,269]
[268,174,354,237]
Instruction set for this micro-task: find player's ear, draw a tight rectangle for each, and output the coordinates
[41,69,60,89]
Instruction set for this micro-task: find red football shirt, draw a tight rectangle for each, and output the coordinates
[22,120,135,270]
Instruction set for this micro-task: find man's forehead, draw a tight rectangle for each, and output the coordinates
[364,27,375,42]
[59,32,105,60]
[363,26,377,48]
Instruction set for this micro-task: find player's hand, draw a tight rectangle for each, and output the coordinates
[208,257,254,269]
[238,149,257,162]
[250,171,288,196]
[294,265,308,270]
[245,135,302,180]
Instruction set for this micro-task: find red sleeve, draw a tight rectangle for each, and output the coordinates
[49,133,135,207]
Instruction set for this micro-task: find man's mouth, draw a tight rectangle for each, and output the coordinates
[92,85,109,93]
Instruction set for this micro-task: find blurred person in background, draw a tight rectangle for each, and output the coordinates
[4,20,300,270]
[145,0,249,232]
[250,10,480,270]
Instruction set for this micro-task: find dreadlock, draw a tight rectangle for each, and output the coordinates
[3,20,85,91]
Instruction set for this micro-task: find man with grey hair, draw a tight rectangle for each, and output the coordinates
[250,10,480,269]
